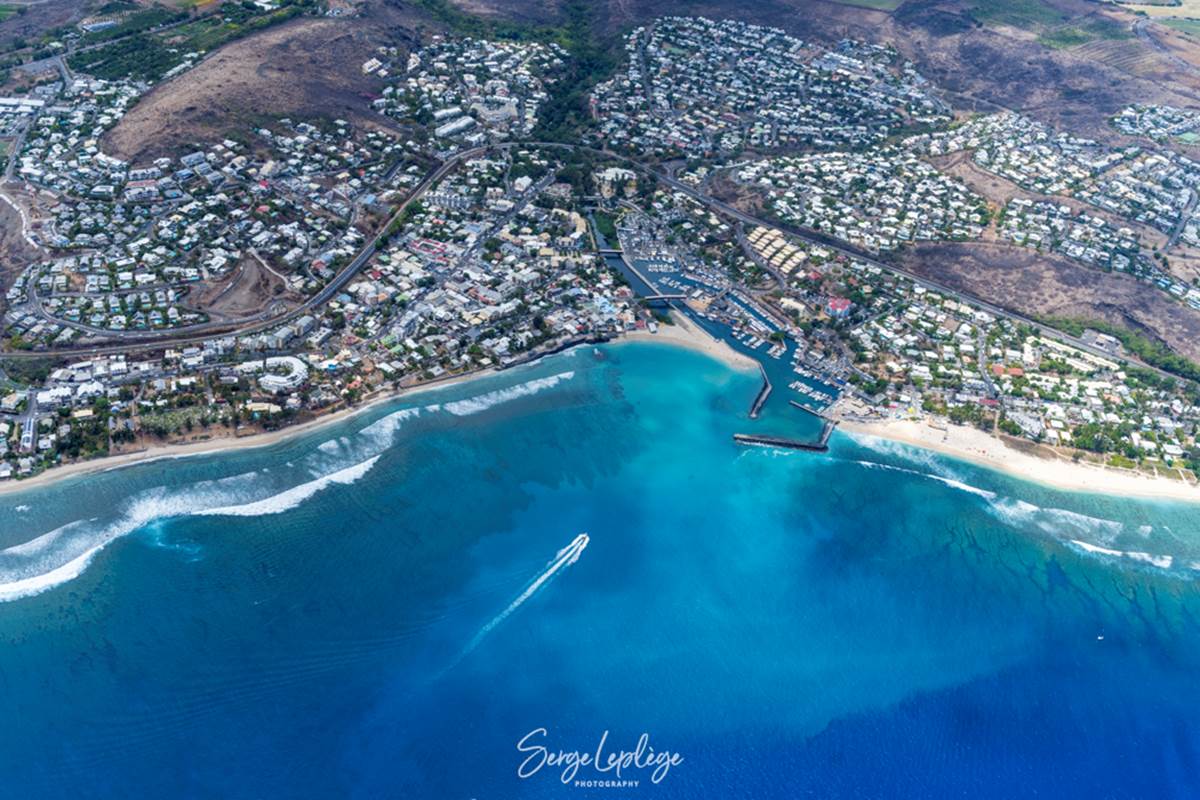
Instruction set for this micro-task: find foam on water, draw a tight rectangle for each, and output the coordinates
[1070,540,1174,570]
[357,407,420,445]
[196,457,379,518]
[0,389,433,603]
[0,544,105,603]
[0,369,579,603]
[853,433,950,474]
[442,372,575,417]
[987,497,1124,543]
[848,449,1175,571]
[0,455,380,601]
[316,437,347,454]
[852,460,997,500]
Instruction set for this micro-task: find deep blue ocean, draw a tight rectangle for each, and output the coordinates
[1,342,1199,799]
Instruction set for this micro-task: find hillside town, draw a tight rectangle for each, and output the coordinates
[590,16,949,158]
[376,35,567,146]
[904,111,1200,301]
[0,16,1198,488]
[736,150,989,252]
[609,189,1200,479]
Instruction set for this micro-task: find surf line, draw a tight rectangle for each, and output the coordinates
[458,533,589,662]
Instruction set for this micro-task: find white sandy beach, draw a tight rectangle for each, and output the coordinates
[620,311,759,372]
[839,417,1200,503]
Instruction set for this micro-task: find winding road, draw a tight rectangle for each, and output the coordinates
[0,140,1188,385]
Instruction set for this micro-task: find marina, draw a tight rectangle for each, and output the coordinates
[595,221,842,445]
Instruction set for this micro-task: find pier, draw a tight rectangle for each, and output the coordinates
[788,398,826,417]
[733,416,837,452]
[749,363,772,418]
[733,432,829,452]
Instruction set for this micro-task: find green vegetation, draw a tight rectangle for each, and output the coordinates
[410,0,554,41]
[410,0,619,143]
[998,415,1023,436]
[377,200,426,248]
[94,1,139,13]
[1036,315,1200,385]
[827,0,903,9]
[534,1,619,142]
[0,5,22,22]
[2,357,58,386]
[81,5,187,45]
[69,33,178,81]
[1162,18,1200,37]
[1037,17,1131,48]
[68,0,311,82]
[167,2,306,52]
[593,210,618,243]
[968,0,1067,30]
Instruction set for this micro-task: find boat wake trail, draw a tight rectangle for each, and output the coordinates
[452,533,589,667]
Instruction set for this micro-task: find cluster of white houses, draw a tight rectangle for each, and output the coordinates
[591,17,949,158]
[738,150,988,252]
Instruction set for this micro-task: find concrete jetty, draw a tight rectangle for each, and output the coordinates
[732,432,830,452]
[749,364,772,418]
[733,414,837,452]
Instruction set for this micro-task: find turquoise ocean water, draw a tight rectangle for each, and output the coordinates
[1,342,1198,798]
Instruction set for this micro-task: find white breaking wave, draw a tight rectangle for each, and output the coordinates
[195,457,379,517]
[13,505,29,513]
[356,406,421,447]
[851,459,1177,570]
[987,497,1124,543]
[0,367,578,605]
[853,460,997,500]
[849,438,1183,571]
[0,544,106,603]
[442,371,575,416]
[853,434,949,474]
[316,437,347,454]
[0,457,382,603]
[459,533,589,660]
[1070,540,1174,570]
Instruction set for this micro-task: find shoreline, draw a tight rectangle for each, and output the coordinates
[0,365,497,498]
[0,315,747,498]
[838,416,1200,504]
[620,311,760,373]
[6,320,1195,505]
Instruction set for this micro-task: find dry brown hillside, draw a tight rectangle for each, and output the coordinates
[103,5,425,161]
